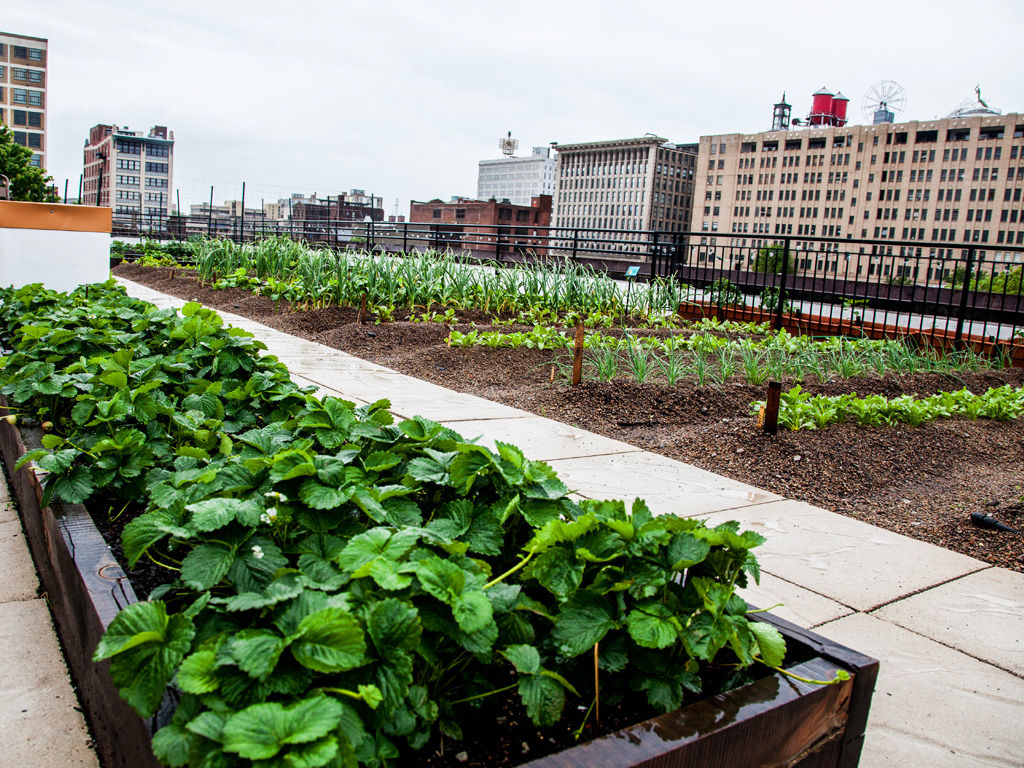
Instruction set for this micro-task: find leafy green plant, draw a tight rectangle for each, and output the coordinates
[623,334,653,384]
[0,281,804,768]
[751,384,1024,431]
[705,278,744,308]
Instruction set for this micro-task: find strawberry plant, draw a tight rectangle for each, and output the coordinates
[0,281,809,768]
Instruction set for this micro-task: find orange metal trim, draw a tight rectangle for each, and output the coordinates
[0,201,112,233]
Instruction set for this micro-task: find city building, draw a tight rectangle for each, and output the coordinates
[550,135,698,255]
[83,124,174,216]
[477,145,557,206]
[692,94,1024,284]
[409,195,552,255]
[0,32,48,170]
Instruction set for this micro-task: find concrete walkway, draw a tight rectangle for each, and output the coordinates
[5,275,1020,767]
[0,472,99,766]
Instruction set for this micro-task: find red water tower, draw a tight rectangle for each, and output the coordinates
[809,87,834,126]
[831,92,850,126]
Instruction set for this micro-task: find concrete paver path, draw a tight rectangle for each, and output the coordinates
[0,477,99,767]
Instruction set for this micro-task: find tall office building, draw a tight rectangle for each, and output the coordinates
[693,106,1024,284]
[83,124,174,216]
[478,146,557,206]
[551,135,697,240]
[0,32,48,170]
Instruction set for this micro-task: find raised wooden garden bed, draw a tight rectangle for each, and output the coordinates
[0,413,877,768]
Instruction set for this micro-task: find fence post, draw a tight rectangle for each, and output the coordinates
[953,247,976,344]
[495,227,503,263]
[762,381,782,435]
[571,229,579,262]
[775,237,792,331]
[651,231,660,277]
[368,217,375,252]
[402,223,408,256]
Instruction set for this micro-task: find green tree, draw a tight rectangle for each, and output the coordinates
[0,126,59,202]
[753,243,795,274]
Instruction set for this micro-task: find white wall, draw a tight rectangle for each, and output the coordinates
[0,228,109,293]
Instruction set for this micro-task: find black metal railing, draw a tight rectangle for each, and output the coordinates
[111,212,1024,346]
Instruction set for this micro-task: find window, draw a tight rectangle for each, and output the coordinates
[146,143,169,157]
[145,162,168,173]
[13,131,27,146]
[146,177,168,188]
[12,89,27,105]
[27,133,41,149]
[27,90,42,106]
[454,208,465,220]
[28,48,43,62]
[28,70,43,83]
[12,46,27,58]
[12,110,26,126]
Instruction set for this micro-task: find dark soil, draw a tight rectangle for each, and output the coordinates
[114,264,1024,573]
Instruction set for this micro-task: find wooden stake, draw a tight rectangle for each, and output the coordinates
[357,293,367,325]
[593,642,600,728]
[763,380,782,435]
[571,322,585,387]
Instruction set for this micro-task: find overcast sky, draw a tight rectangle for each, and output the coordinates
[10,0,1024,216]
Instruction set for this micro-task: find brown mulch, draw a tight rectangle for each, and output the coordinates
[114,263,1024,572]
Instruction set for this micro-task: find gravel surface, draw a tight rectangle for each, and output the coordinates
[115,264,1024,572]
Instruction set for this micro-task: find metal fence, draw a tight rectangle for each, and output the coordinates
[112,212,1024,347]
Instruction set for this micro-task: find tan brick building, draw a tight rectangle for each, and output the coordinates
[694,111,1024,284]
[551,136,697,252]
[0,32,48,171]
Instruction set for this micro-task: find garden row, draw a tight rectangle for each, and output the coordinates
[754,383,1024,431]
[188,236,690,319]
[0,280,808,768]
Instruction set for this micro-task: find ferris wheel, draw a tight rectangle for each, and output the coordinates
[862,80,906,121]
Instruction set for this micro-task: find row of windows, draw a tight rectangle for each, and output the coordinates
[145,162,168,174]
[4,87,43,106]
[10,131,42,149]
[737,124,1024,154]
[9,109,42,128]
[1,44,45,61]
[8,68,44,83]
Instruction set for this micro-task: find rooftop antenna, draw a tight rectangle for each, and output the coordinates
[498,131,519,157]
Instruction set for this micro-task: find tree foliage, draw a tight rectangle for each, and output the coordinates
[753,244,795,274]
[0,126,58,202]
[944,264,1023,296]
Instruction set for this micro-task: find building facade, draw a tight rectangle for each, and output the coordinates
[477,146,557,206]
[83,124,174,216]
[693,111,1024,284]
[0,32,48,170]
[409,195,552,255]
[550,136,697,249]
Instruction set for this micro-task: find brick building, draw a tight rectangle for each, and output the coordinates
[409,195,552,256]
[83,124,174,216]
[693,104,1024,285]
[0,32,48,170]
